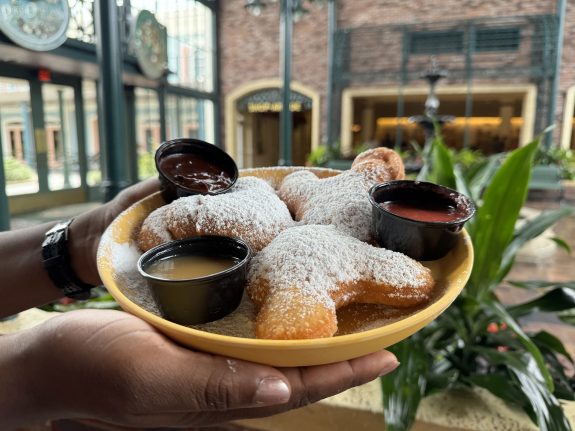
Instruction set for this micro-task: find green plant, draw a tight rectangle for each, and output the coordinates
[3,156,35,182]
[305,144,341,167]
[381,133,575,431]
[534,146,575,180]
[39,287,120,313]
[138,152,157,178]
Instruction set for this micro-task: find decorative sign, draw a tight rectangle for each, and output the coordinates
[133,10,168,80]
[237,88,313,114]
[0,0,70,51]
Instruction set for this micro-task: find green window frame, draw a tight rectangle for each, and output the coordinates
[409,30,464,55]
[475,27,521,52]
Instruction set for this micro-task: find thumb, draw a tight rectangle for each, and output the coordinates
[151,352,292,412]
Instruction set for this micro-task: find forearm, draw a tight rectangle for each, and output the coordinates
[0,221,62,317]
[0,211,103,318]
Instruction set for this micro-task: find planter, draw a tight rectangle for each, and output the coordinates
[236,381,575,431]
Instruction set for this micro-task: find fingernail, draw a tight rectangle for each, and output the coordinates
[379,360,400,376]
[253,377,291,406]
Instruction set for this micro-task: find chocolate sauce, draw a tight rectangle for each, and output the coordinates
[159,153,233,194]
[379,200,466,223]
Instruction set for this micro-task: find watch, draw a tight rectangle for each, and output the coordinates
[41,219,96,300]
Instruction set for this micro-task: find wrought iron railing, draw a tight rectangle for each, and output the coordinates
[334,14,558,85]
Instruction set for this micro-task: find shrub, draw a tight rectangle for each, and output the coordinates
[381,133,575,431]
[3,157,35,183]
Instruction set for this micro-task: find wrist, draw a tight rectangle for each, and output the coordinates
[68,210,106,287]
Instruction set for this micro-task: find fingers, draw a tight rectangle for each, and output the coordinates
[128,349,398,428]
[276,349,399,412]
[115,178,161,208]
[138,352,292,413]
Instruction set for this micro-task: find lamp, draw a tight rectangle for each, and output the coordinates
[245,0,326,166]
[245,0,266,17]
[292,0,310,22]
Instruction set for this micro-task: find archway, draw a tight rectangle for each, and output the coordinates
[225,79,320,168]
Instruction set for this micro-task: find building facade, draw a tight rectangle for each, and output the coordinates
[220,0,574,167]
[0,0,573,224]
[0,0,217,221]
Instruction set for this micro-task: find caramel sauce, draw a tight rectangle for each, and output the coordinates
[146,255,238,280]
[159,153,233,194]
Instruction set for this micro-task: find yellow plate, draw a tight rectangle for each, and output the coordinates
[97,167,474,367]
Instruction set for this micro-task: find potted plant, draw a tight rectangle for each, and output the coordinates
[381,135,575,431]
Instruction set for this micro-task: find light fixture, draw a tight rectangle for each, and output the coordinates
[245,0,266,17]
[292,1,310,22]
[244,0,325,20]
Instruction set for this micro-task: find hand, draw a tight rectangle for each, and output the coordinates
[12,309,398,428]
[69,179,161,286]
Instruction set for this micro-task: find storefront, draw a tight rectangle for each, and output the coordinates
[0,0,218,222]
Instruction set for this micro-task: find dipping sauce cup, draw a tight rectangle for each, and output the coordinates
[368,180,475,261]
[137,236,251,325]
[155,138,239,203]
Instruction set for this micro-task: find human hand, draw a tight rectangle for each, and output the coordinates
[10,309,398,428]
[69,178,160,286]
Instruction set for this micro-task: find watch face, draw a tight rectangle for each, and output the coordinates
[133,10,168,80]
[0,0,70,51]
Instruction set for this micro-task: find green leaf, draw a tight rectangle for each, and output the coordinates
[474,347,571,431]
[466,154,504,203]
[488,300,554,390]
[467,373,528,408]
[531,331,573,362]
[508,287,575,316]
[467,140,539,298]
[551,237,572,254]
[509,280,575,290]
[427,136,457,189]
[497,207,575,283]
[380,335,429,431]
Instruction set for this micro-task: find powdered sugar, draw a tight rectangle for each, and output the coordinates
[107,240,160,315]
[247,224,434,338]
[248,225,432,309]
[279,170,376,242]
[165,176,294,252]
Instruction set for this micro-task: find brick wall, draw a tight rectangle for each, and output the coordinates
[219,0,575,149]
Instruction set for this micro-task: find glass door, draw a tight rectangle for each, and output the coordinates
[41,83,83,190]
[0,77,40,196]
[166,94,214,144]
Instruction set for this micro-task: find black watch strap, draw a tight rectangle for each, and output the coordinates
[41,219,96,300]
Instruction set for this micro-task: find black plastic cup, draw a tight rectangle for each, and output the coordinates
[155,138,239,203]
[368,180,475,261]
[137,236,251,325]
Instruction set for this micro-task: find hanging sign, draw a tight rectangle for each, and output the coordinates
[0,0,70,51]
[132,10,168,80]
[237,88,313,114]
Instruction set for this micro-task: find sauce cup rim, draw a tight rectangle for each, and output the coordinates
[137,236,252,283]
[368,180,476,226]
[155,138,239,196]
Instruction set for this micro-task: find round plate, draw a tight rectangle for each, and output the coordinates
[97,167,473,367]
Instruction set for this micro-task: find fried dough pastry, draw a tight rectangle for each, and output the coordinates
[247,225,434,340]
[278,147,404,242]
[137,176,294,252]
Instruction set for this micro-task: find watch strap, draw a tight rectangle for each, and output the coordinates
[42,219,95,300]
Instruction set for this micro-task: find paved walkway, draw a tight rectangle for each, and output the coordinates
[10,201,100,230]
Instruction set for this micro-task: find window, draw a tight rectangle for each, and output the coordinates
[410,30,464,55]
[475,28,521,52]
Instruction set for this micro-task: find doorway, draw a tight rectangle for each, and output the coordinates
[225,80,321,168]
[0,67,90,214]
